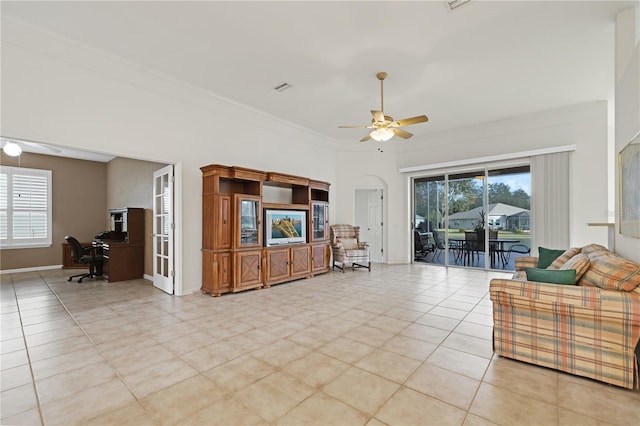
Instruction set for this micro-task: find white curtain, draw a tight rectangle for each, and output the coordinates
[531,151,571,251]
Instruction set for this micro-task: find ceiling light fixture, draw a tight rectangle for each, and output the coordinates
[370,128,395,142]
[448,0,472,10]
[2,141,22,157]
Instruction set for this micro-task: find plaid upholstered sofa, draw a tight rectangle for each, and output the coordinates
[490,244,640,389]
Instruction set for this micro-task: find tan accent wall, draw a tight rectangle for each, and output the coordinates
[0,152,107,270]
[106,157,168,277]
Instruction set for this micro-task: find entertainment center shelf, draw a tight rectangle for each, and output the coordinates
[201,164,331,296]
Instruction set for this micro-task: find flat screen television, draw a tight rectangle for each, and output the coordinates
[264,209,307,246]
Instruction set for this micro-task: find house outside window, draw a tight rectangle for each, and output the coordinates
[0,166,52,249]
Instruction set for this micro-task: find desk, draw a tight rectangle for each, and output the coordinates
[93,240,144,282]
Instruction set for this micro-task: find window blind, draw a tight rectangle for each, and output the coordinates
[0,166,52,248]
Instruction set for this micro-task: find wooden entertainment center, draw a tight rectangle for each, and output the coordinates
[201,164,331,296]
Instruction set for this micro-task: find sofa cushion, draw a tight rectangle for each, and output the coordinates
[525,267,577,285]
[548,247,581,270]
[538,247,567,269]
[559,252,591,282]
[338,238,358,250]
[579,251,640,292]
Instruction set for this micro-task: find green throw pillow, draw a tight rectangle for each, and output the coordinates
[525,267,577,285]
[538,247,567,269]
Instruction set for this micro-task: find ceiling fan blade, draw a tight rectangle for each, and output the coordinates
[390,115,428,127]
[371,110,385,123]
[360,133,372,142]
[338,125,373,129]
[392,128,413,139]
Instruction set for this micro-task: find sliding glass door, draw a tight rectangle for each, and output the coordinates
[413,164,531,270]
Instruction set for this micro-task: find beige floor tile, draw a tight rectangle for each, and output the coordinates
[275,391,370,425]
[250,339,312,368]
[0,382,39,420]
[21,317,77,336]
[40,377,136,425]
[426,346,490,380]
[35,361,117,405]
[5,266,640,426]
[323,366,399,415]
[119,356,198,399]
[27,334,94,362]
[140,374,225,425]
[453,321,493,340]
[405,363,481,410]
[355,348,422,384]
[483,357,558,404]
[23,326,86,347]
[0,363,33,392]
[382,334,438,361]
[1,336,26,354]
[1,348,29,370]
[365,315,411,334]
[345,320,398,344]
[160,330,214,355]
[401,323,450,344]
[462,413,500,426]
[415,312,461,331]
[557,374,640,424]
[0,326,23,342]
[558,408,618,426]
[30,346,105,381]
[441,331,494,359]
[0,407,42,426]
[470,383,558,426]
[318,337,376,364]
[84,400,154,426]
[203,354,275,393]
[282,351,349,388]
[376,386,467,425]
[287,325,339,349]
[180,394,266,425]
[235,371,315,423]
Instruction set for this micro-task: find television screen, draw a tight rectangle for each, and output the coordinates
[265,209,307,246]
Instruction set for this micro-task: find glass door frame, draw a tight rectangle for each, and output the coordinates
[411,160,531,271]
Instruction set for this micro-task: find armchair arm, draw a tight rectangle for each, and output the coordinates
[358,241,370,250]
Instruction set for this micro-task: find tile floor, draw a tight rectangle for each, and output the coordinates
[1,265,639,425]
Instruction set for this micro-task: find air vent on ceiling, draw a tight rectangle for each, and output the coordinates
[273,82,293,92]
[448,0,471,10]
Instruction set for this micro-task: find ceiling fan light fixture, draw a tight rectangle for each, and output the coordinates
[2,141,22,157]
[370,128,394,142]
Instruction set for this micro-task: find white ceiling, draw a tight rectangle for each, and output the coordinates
[1,0,635,152]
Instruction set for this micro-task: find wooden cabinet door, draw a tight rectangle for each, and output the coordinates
[265,247,290,284]
[311,243,329,272]
[218,251,232,293]
[234,250,262,289]
[290,245,311,277]
[216,195,232,249]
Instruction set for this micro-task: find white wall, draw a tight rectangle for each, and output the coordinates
[615,6,640,262]
[1,20,337,294]
[334,101,611,263]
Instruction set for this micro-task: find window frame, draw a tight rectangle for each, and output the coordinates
[0,165,52,249]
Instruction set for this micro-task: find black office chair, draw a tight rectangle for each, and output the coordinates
[65,236,104,283]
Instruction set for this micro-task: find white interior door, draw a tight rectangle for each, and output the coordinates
[153,165,174,294]
[355,189,384,262]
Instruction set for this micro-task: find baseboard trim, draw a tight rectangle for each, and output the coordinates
[144,274,153,282]
[0,265,63,275]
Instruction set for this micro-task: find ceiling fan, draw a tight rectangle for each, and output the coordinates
[339,72,428,142]
[1,137,62,157]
